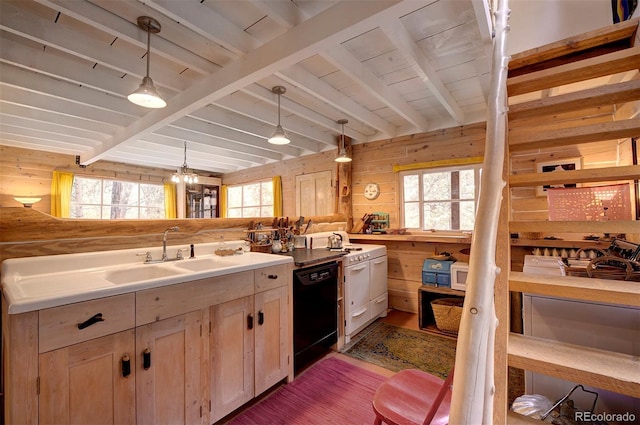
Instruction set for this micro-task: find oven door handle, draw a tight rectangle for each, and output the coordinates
[350,265,367,272]
[351,306,368,318]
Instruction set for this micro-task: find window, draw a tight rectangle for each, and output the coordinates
[71,176,165,219]
[400,165,481,231]
[226,180,274,218]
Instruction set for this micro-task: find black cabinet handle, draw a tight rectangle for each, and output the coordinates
[258,310,264,325]
[143,348,151,370]
[247,314,254,330]
[77,313,104,330]
[267,274,278,279]
[122,354,131,377]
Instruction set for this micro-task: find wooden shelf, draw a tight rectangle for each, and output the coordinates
[509,271,640,307]
[509,220,637,234]
[509,165,640,188]
[508,333,640,398]
[510,238,605,249]
[348,233,471,244]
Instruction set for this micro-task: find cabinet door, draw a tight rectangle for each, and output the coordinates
[255,286,289,395]
[369,255,388,299]
[39,329,135,425]
[210,296,254,422]
[136,311,206,425]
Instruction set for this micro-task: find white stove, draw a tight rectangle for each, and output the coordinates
[305,232,388,343]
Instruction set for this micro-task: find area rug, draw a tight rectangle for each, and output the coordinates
[343,320,525,406]
[226,357,385,425]
[343,320,456,380]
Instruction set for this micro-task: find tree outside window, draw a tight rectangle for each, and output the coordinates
[71,176,165,219]
[400,165,481,231]
[227,180,274,217]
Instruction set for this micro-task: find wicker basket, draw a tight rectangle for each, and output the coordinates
[431,297,463,335]
[250,243,272,253]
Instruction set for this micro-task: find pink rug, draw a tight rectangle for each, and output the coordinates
[227,357,385,424]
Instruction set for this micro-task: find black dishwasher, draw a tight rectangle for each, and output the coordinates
[293,261,338,373]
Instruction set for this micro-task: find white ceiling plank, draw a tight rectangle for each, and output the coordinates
[32,0,218,75]
[171,116,305,158]
[242,84,340,146]
[0,84,136,127]
[0,36,133,98]
[249,0,301,28]
[322,44,429,131]
[0,102,119,135]
[80,0,433,164]
[140,133,267,166]
[142,0,257,56]
[0,63,143,117]
[215,93,325,151]
[380,20,464,125]
[0,1,193,92]
[0,114,109,142]
[89,0,236,64]
[154,126,281,163]
[132,140,259,169]
[276,66,396,138]
[0,136,92,155]
[1,123,100,148]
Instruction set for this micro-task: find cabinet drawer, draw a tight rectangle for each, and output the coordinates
[39,293,135,353]
[255,264,290,292]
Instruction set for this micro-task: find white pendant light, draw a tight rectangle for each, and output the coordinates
[128,16,166,109]
[335,119,352,163]
[171,142,199,184]
[268,86,290,145]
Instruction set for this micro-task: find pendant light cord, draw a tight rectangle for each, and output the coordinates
[145,28,151,78]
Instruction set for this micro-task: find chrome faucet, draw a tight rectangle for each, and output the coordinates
[162,226,179,260]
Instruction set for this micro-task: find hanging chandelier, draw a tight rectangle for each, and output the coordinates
[335,119,352,163]
[171,142,199,184]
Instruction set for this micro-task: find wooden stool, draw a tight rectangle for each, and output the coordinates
[372,367,454,425]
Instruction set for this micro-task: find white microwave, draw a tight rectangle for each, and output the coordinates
[450,262,469,291]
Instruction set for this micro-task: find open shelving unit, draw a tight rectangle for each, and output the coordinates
[498,17,640,424]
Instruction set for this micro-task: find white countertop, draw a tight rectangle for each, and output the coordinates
[1,241,293,314]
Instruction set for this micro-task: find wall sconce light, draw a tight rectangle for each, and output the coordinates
[14,197,41,208]
[128,16,166,109]
[335,119,352,163]
[268,86,290,145]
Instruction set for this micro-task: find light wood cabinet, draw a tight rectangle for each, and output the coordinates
[39,329,136,425]
[210,284,290,422]
[254,285,289,395]
[136,310,207,425]
[210,296,255,422]
[3,262,293,425]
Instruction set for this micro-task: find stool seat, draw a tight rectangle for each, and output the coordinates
[372,369,453,425]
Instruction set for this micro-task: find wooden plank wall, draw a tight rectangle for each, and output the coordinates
[351,123,487,228]
[509,103,635,234]
[0,145,176,214]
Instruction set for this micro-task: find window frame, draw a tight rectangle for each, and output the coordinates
[398,164,482,232]
[225,179,274,218]
[70,175,165,219]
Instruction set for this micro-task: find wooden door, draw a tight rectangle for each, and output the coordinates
[254,286,289,395]
[136,310,206,425]
[39,330,135,425]
[295,170,333,216]
[210,296,254,422]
